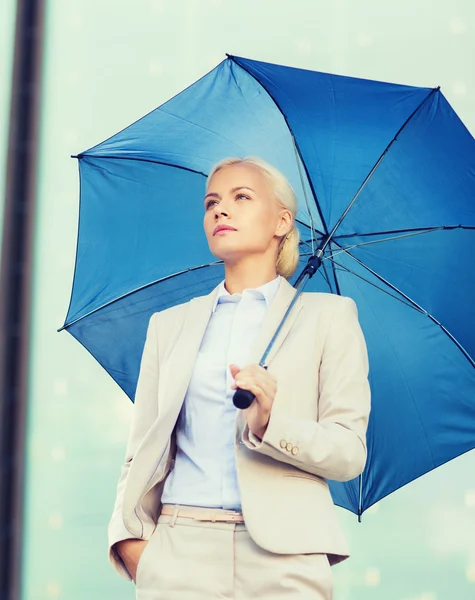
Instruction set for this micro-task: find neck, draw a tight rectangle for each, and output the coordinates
[223,257,278,295]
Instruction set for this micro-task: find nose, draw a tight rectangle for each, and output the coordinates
[214,205,229,218]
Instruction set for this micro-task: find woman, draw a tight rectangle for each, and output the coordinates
[108,156,371,599]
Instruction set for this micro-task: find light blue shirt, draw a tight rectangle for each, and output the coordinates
[161,274,282,510]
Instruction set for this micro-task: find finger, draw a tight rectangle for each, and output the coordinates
[234,380,273,410]
[252,367,277,389]
[236,381,264,402]
[234,372,276,397]
[229,364,241,378]
[241,363,273,378]
[235,365,276,385]
[240,372,275,396]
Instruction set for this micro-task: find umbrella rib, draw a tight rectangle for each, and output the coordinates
[322,256,422,312]
[335,224,475,240]
[319,86,441,254]
[58,261,224,332]
[295,218,325,236]
[358,473,363,522]
[331,242,475,369]
[292,136,317,254]
[329,226,446,256]
[299,236,321,253]
[320,259,334,291]
[72,154,209,179]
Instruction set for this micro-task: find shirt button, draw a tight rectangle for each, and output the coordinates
[280,439,287,449]
[286,442,293,452]
[291,446,299,456]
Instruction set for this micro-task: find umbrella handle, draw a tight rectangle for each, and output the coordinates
[232,365,268,409]
[232,388,255,409]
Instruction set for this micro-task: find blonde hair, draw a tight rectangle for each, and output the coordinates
[207,156,300,279]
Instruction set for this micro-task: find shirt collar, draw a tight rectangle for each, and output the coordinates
[211,275,282,313]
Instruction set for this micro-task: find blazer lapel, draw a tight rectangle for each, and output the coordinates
[246,276,303,366]
[158,292,215,419]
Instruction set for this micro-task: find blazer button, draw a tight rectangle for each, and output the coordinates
[286,442,293,452]
[291,446,299,456]
[280,439,287,449]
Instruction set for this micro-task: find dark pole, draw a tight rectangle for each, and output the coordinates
[0,1,45,599]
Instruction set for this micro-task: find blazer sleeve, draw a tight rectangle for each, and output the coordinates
[241,296,371,482]
[107,312,159,581]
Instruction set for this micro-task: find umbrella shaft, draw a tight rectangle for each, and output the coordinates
[260,249,324,367]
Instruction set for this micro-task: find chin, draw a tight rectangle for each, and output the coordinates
[209,240,237,254]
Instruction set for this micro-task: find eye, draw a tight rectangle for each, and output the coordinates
[205,200,218,210]
[235,193,250,200]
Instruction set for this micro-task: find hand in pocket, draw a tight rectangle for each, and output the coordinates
[115,538,149,583]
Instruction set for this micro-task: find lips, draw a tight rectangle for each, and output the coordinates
[213,225,237,235]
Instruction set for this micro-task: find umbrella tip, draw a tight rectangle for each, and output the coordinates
[225,53,233,59]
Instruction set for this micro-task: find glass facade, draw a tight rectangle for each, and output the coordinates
[5,0,474,598]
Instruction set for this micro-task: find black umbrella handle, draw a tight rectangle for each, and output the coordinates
[232,366,268,409]
[232,388,255,409]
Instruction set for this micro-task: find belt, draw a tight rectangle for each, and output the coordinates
[160,504,245,523]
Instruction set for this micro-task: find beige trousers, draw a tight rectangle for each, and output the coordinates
[135,505,334,600]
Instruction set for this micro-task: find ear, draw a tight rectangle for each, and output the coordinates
[274,208,293,237]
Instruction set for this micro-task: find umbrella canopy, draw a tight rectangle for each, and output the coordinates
[61,55,475,517]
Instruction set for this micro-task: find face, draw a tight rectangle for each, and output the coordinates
[203,163,292,264]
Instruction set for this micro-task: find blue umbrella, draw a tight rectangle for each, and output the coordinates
[60,55,475,518]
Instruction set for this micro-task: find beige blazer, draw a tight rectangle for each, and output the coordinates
[107,276,371,581]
